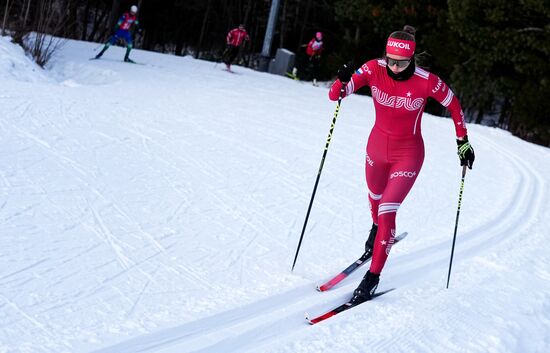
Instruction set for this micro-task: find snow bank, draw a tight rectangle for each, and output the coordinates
[0,35,48,82]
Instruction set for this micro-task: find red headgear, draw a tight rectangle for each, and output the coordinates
[386,38,416,57]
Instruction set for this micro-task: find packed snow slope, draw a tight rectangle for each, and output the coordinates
[1,37,549,353]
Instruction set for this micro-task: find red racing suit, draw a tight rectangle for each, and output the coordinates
[329,59,467,274]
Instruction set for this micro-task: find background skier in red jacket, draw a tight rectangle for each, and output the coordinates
[305,31,324,85]
[223,24,250,71]
[329,25,475,304]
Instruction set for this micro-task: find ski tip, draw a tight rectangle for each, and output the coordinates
[305,312,323,325]
[306,317,318,325]
[316,284,327,292]
[395,232,408,241]
[373,288,396,298]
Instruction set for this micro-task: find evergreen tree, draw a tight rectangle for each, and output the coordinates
[448,0,550,145]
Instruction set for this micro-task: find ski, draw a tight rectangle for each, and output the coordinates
[306,288,395,325]
[124,59,145,65]
[89,57,145,65]
[285,71,299,80]
[316,232,407,292]
[222,68,238,74]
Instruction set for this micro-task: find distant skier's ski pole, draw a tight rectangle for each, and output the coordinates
[446,165,468,288]
[292,87,346,272]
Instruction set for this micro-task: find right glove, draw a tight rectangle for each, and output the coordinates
[457,135,475,169]
[337,63,353,84]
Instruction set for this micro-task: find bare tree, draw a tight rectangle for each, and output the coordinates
[81,0,91,40]
[16,0,67,67]
[196,0,212,59]
[87,0,110,42]
[108,0,121,31]
[2,0,12,35]
[22,0,33,28]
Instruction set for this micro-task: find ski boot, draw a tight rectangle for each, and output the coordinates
[364,223,378,254]
[124,47,135,63]
[95,44,109,59]
[350,270,380,305]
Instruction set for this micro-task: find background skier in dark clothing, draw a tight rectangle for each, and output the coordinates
[222,24,250,71]
[95,5,141,63]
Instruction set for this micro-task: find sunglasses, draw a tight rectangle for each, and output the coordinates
[385,56,411,68]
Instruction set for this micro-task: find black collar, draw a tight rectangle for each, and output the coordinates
[386,60,416,81]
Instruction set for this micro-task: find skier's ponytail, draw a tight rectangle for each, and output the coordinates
[389,25,416,42]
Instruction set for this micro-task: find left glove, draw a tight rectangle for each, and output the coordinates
[457,135,475,169]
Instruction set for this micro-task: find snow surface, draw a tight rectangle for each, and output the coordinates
[1,36,549,353]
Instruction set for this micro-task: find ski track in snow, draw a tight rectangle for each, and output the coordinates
[90,130,547,353]
[1,38,549,353]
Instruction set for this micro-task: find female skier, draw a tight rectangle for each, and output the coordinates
[328,25,475,304]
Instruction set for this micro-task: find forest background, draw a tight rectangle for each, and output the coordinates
[2,0,549,146]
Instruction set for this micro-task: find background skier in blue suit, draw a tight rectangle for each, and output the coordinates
[95,5,141,63]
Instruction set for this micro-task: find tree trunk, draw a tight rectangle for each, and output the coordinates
[2,0,11,35]
[474,108,484,124]
[195,0,211,59]
[174,4,188,57]
[23,0,32,28]
[109,0,121,30]
[499,97,511,130]
[88,0,109,42]
[279,0,287,49]
[175,21,185,56]
[243,0,253,26]
[58,0,74,38]
[81,0,91,40]
[297,0,311,53]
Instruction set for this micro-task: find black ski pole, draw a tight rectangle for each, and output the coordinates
[292,86,346,271]
[446,165,468,288]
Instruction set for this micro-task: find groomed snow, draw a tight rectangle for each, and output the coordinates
[1,36,549,353]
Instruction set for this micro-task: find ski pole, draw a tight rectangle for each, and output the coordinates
[446,165,468,288]
[292,86,346,272]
